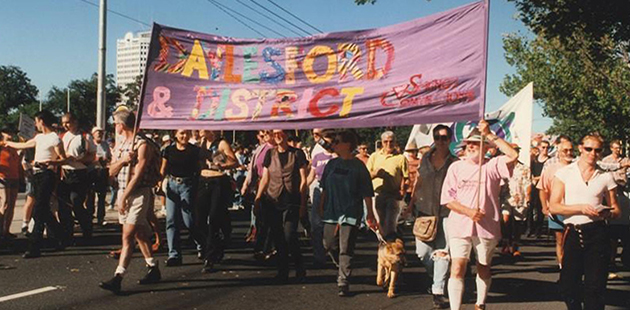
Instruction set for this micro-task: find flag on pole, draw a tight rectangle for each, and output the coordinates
[407,82,534,165]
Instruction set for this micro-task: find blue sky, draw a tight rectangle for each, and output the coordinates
[0,0,552,132]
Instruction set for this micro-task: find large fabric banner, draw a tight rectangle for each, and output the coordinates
[406,82,534,165]
[138,1,488,130]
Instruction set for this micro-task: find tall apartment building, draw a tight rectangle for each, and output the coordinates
[116,31,151,88]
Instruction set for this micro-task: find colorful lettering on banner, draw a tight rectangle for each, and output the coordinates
[284,46,298,85]
[242,47,259,84]
[182,40,209,79]
[147,86,173,118]
[260,47,285,84]
[366,39,394,80]
[303,45,337,84]
[223,45,242,83]
[337,43,364,81]
[153,35,187,74]
[140,1,489,130]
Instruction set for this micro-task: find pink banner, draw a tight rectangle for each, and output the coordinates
[138,1,488,130]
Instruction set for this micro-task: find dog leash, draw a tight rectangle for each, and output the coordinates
[370,227,387,245]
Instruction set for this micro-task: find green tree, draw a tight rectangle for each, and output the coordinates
[501,31,630,142]
[46,73,121,132]
[510,0,630,55]
[120,74,143,110]
[0,65,39,128]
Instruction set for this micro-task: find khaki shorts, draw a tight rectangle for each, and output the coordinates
[449,237,498,266]
[118,187,153,227]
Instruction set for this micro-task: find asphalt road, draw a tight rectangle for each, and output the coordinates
[1,198,629,310]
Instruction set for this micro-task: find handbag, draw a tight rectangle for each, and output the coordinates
[413,216,438,242]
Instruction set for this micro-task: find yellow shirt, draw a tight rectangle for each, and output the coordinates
[367,149,409,195]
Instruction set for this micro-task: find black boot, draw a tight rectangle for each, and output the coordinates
[138,265,161,284]
[201,260,213,274]
[22,250,41,259]
[99,274,123,294]
[432,294,449,309]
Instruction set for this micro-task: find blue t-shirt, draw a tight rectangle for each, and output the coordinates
[321,157,374,226]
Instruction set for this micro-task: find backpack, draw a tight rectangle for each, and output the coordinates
[134,134,162,188]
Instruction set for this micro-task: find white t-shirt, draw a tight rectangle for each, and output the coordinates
[62,131,89,170]
[34,132,62,165]
[554,162,617,225]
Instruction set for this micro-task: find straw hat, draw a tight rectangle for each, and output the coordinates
[462,128,491,144]
[404,140,419,151]
[91,126,104,134]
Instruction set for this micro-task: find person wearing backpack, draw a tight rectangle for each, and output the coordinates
[99,110,162,294]
[58,113,94,243]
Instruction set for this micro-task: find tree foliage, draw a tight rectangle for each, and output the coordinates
[120,74,143,110]
[45,73,120,132]
[0,65,39,128]
[501,31,630,142]
[511,0,630,53]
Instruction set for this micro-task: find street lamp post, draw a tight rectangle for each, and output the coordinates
[96,0,107,129]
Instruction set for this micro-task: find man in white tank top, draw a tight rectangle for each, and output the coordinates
[57,113,93,242]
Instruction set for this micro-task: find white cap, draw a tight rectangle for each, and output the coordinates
[91,126,104,134]
[162,135,171,142]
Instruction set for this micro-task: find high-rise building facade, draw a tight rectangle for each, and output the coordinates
[116,31,151,88]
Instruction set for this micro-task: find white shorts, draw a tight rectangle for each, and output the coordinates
[449,237,499,266]
[118,187,153,227]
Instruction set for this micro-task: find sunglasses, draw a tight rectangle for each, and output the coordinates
[433,135,449,142]
[583,147,603,153]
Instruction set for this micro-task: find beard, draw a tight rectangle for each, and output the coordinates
[466,150,481,162]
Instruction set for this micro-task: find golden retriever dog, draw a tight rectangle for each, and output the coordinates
[376,238,405,298]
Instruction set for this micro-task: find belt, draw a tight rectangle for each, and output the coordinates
[200,169,227,178]
[168,175,193,183]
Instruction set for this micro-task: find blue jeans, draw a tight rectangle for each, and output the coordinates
[310,181,325,264]
[415,217,450,295]
[166,177,197,259]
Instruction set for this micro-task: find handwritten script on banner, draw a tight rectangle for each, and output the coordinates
[139,1,488,130]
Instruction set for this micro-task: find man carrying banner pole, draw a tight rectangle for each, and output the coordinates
[441,120,518,310]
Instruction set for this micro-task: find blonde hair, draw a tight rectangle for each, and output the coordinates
[580,132,604,146]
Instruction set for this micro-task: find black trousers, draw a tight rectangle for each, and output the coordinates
[29,170,64,252]
[195,176,232,263]
[560,222,610,310]
[526,187,544,235]
[57,169,92,239]
[264,201,303,276]
[254,197,273,254]
[86,167,109,223]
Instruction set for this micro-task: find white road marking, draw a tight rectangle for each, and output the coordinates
[0,286,63,303]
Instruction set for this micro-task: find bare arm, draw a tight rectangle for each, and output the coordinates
[306,167,316,186]
[299,166,308,209]
[5,138,36,150]
[109,151,134,178]
[122,143,149,200]
[47,143,68,166]
[540,190,549,215]
[602,188,621,219]
[218,140,238,170]
[446,200,483,222]
[160,158,168,178]
[255,167,270,201]
[478,119,518,167]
